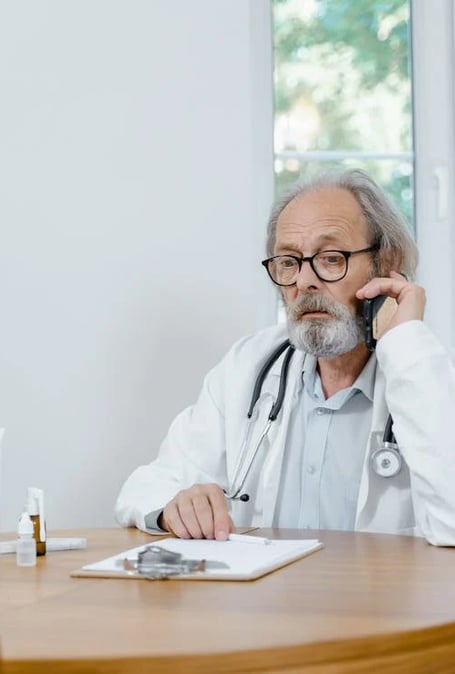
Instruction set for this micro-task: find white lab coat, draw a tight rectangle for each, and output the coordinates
[115,320,455,546]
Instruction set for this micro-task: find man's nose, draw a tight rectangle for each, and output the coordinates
[295,260,322,292]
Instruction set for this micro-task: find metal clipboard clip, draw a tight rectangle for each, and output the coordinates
[120,545,229,580]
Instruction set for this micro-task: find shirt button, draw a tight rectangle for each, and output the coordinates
[316,408,326,415]
[307,465,316,475]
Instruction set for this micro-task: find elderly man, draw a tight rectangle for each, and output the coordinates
[115,169,455,546]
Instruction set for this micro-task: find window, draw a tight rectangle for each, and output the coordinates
[272,0,413,227]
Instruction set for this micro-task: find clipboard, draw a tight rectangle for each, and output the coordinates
[71,535,323,581]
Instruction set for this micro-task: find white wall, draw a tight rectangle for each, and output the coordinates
[0,0,275,530]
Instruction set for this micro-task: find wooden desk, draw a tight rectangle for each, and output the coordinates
[1,528,455,673]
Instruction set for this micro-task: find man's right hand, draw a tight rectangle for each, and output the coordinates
[158,483,234,540]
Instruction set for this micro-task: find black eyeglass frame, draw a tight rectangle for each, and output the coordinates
[261,245,379,286]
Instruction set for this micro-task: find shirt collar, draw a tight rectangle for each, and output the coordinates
[302,351,377,403]
[352,351,377,402]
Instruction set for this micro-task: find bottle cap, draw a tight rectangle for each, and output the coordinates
[25,487,45,541]
[25,487,39,515]
[18,512,34,536]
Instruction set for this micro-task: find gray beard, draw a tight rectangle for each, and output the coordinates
[285,293,364,357]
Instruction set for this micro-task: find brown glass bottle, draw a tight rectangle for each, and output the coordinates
[30,514,46,556]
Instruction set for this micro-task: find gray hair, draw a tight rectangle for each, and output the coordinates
[266,169,418,280]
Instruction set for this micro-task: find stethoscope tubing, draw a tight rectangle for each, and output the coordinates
[223,419,272,500]
[225,341,401,501]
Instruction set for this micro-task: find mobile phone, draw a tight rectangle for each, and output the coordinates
[363,295,397,351]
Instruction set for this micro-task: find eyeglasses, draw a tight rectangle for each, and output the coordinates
[261,246,378,286]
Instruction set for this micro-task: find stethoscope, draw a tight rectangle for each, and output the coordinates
[224,340,402,502]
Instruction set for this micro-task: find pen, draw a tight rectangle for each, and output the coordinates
[0,537,87,554]
[228,533,271,545]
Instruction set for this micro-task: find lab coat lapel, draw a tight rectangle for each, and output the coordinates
[260,346,306,524]
[355,364,388,525]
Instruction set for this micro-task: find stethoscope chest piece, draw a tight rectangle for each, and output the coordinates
[371,441,402,478]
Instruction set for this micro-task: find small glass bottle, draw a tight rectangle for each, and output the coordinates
[16,512,37,567]
[25,487,46,556]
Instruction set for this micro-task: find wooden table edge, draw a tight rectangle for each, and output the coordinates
[3,620,455,673]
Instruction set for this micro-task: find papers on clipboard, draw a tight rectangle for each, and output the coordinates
[71,534,323,581]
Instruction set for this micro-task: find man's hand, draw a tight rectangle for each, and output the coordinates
[356,271,426,336]
[159,483,234,540]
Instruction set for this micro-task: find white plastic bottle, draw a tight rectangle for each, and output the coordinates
[16,512,37,567]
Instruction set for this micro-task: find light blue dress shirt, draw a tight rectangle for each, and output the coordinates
[145,353,377,533]
[273,353,376,530]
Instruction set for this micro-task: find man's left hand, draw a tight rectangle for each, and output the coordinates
[356,271,426,336]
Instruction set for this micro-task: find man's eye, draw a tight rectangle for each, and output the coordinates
[320,254,344,265]
[279,257,297,268]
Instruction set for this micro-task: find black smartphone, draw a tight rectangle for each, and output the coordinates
[363,295,397,351]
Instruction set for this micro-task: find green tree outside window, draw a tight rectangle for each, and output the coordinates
[273,0,413,226]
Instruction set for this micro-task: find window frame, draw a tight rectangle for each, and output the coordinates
[412,0,455,350]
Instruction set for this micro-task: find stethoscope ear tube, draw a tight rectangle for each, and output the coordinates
[269,345,295,420]
[371,414,402,478]
[224,419,273,501]
[247,340,291,418]
[228,340,295,502]
[383,414,395,445]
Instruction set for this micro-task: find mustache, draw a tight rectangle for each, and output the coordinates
[286,294,350,322]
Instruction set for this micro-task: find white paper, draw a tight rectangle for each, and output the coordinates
[81,537,322,581]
